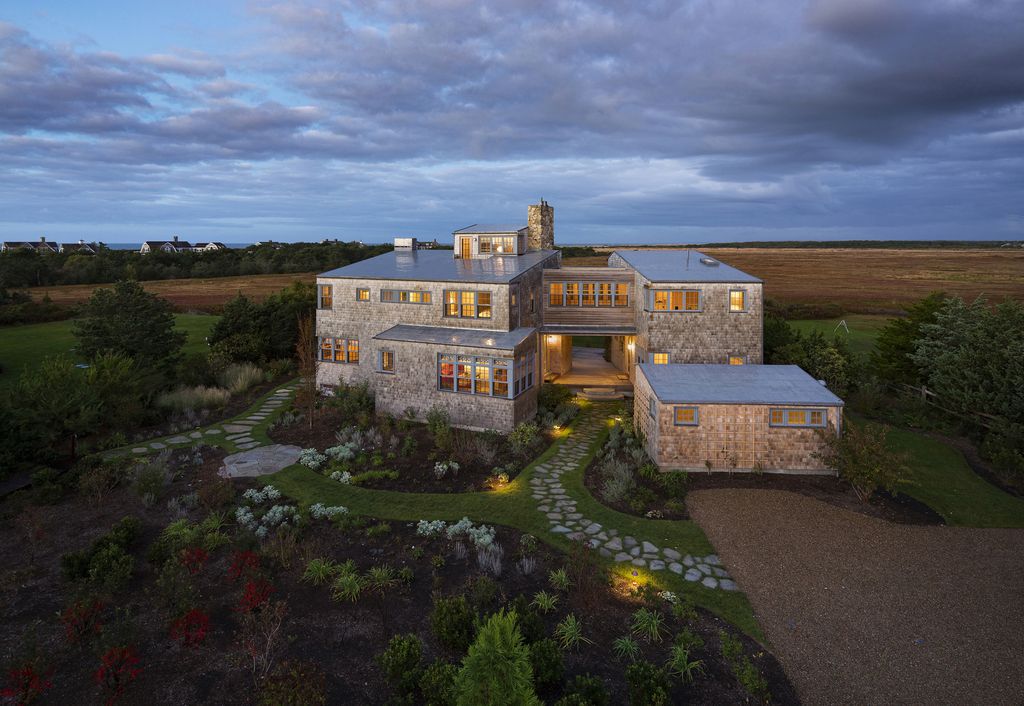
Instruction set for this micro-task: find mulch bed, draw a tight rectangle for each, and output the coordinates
[268,406,548,493]
[0,457,800,705]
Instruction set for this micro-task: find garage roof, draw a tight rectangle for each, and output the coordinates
[639,364,843,406]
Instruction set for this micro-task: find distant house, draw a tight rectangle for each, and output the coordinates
[60,240,99,255]
[1,237,59,254]
[140,235,193,254]
[255,240,284,249]
[417,238,443,249]
[193,242,227,252]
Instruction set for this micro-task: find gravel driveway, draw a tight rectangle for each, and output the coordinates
[687,489,1024,705]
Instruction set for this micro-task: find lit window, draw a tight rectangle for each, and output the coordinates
[673,406,698,426]
[769,408,828,428]
[685,291,700,311]
[477,291,492,318]
[548,283,564,307]
[437,354,526,399]
[565,283,580,306]
[653,291,669,311]
[728,355,745,365]
[356,288,370,301]
[614,283,629,307]
[730,290,746,312]
[651,352,669,365]
[318,284,333,309]
[320,337,358,364]
[379,350,395,373]
[381,289,431,304]
[598,283,612,307]
[347,339,359,364]
[581,283,595,306]
[319,337,333,361]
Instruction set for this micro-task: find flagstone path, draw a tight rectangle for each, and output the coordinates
[532,409,737,591]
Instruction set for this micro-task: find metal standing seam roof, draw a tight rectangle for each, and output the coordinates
[639,364,844,405]
[372,324,536,350]
[452,224,527,234]
[318,249,557,283]
[612,249,761,283]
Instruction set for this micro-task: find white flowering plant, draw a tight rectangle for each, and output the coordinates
[329,471,353,484]
[236,484,300,540]
[309,503,349,520]
[433,460,460,479]
[325,442,358,462]
[416,519,448,537]
[299,448,328,470]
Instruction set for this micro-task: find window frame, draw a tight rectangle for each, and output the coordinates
[318,337,358,364]
[317,284,333,310]
[729,289,747,313]
[768,407,828,428]
[378,349,395,374]
[443,290,493,319]
[380,288,432,305]
[650,352,669,365]
[437,353,527,399]
[355,287,370,301]
[728,354,746,366]
[673,406,699,426]
[648,289,702,312]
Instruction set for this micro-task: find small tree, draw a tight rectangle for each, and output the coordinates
[294,314,318,431]
[814,418,908,501]
[455,610,540,706]
[73,280,186,375]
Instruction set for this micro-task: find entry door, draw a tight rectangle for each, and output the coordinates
[459,237,472,259]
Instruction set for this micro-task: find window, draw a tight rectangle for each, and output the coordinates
[769,408,827,428]
[381,289,432,304]
[728,355,745,365]
[581,283,596,307]
[651,352,669,365]
[598,283,612,307]
[673,406,699,426]
[614,283,629,307]
[379,350,395,373]
[477,235,516,254]
[548,283,564,307]
[318,284,333,309]
[528,290,535,313]
[444,290,492,318]
[319,337,358,364]
[565,282,579,306]
[730,290,746,312]
[438,354,527,398]
[356,288,370,301]
[649,397,657,418]
[649,289,701,312]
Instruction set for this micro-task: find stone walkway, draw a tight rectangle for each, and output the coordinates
[128,384,298,456]
[220,444,303,478]
[534,409,737,591]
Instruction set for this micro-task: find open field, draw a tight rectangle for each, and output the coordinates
[0,314,219,391]
[790,315,888,355]
[30,273,311,311]
[568,247,1024,312]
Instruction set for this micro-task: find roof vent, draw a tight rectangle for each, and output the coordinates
[700,257,718,266]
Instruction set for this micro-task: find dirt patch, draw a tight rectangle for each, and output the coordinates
[687,488,1024,705]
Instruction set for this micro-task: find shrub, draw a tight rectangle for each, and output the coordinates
[612,635,641,662]
[301,558,340,585]
[377,633,423,696]
[330,571,364,603]
[718,630,744,663]
[509,422,540,456]
[659,471,688,500]
[237,579,275,614]
[507,595,545,644]
[134,462,169,506]
[665,643,704,684]
[733,657,770,701]
[298,448,328,470]
[78,458,134,504]
[60,599,105,644]
[548,568,571,592]
[94,646,143,705]
[170,608,210,647]
[218,362,264,395]
[631,608,665,643]
[431,595,476,653]
[530,591,558,614]
[554,614,591,651]
[259,661,327,706]
[625,660,670,706]
[0,661,53,705]
[813,418,908,500]
[156,385,230,412]
[426,406,453,451]
[179,546,209,575]
[600,459,635,504]
[528,638,564,691]
[454,610,540,706]
[350,470,400,485]
[419,660,459,706]
[560,674,610,706]
[62,516,141,590]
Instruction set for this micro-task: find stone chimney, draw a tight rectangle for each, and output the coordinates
[40,236,46,244]
[173,234,179,243]
[527,200,554,251]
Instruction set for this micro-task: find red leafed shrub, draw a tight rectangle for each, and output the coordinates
[1,663,53,705]
[237,580,275,614]
[170,608,210,647]
[60,599,104,644]
[179,547,210,576]
[226,550,260,582]
[94,646,142,706]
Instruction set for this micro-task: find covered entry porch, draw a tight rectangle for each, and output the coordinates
[540,326,637,391]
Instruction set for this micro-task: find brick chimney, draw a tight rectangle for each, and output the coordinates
[527,200,554,251]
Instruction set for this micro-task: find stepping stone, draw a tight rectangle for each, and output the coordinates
[150,442,166,449]
[701,576,718,589]
[594,532,608,542]
[566,513,582,520]
[605,537,623,551]
[684,568,702,582]
[631,558,647,567]
[720,579,738,591]
[189,432,202,439]
[599,548,612,558]
[537,505,551,512]
[642,541,659,554]
[713,567,729,578]
[649,560,666,571]
[663,548,682,561]
[567,532,586,542]
[669,562,683,574]
[586,538,601,549]
[550,525,571,534]
[697,563,711,575]
[629,547,641,557]
[219,444,301,478]
[546,513,563,520]
[224,424,252,433]
[205,429,222,435]
[608,529,618,537]
[705,555,721,565]
[167,436,189,444]
[614,552,631,562]
[623,537,637,549]
[584,523,602,535]
[132,447,148,454]
[238,442,261,450]
[683,555,694,567]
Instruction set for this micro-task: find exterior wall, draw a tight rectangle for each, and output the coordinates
[321,335,538,432]
[634,368,840,473]
[541,267,636,329]
[633,277,763,366]
[513,264,546,330]
[542,334,572,377]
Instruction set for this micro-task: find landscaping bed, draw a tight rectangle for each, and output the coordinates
[0,457,798,704]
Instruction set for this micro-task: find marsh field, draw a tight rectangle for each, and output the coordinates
[27,247,1024,314]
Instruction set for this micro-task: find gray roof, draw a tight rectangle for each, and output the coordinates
[452,224,526,234]
[373,324,535,351]
[613,249,761,283]
[640,364,843,405]
[319,249,557,283]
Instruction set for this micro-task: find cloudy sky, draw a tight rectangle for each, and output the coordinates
[1,0,1022,244]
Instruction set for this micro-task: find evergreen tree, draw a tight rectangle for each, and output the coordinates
[871,291,948,384]
[455,610,540,706]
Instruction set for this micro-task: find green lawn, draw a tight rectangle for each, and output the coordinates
[791,314,890,356]
[880,422,1024,528]
[268,405,763,639]
[0,314,219,391]
[571,335,606,349]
